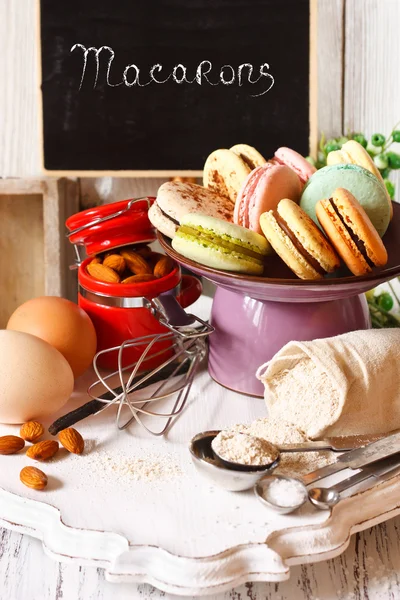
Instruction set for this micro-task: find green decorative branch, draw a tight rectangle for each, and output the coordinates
[306,123,400,200]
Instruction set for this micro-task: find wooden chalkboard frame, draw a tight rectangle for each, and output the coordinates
[36,0,318,178]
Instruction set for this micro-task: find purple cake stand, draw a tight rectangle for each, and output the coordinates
[158,203,400,397]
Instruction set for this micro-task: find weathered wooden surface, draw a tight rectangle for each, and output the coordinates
[1,521,400,599]
[0,178,79,327]
[344,0,400,198]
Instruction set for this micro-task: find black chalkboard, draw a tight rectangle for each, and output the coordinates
[39,0,312,173]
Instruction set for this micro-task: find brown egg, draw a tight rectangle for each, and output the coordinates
[0,330,74,424]
[7,297,97,378]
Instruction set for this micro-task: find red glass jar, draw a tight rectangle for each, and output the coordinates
[66,198,202,369]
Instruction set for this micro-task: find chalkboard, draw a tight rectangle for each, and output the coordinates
[39,0,315,175]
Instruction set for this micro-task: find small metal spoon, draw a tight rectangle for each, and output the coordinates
[309,452,400,509]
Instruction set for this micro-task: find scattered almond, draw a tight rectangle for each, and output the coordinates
[122,274,157,284]
[153,256,174,278]
[0,435,25,455]
[20,466,48,490]
[26,440,59,461]
[103,254,126,274]
[120,250,153,275]
[20,421,44,443]
[59,428,85,455]
[87,262,121,283]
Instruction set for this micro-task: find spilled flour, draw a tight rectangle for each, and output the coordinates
[69,445,183,486]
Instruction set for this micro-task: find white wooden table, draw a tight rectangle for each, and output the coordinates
[1,292,400,599]
[1,520,400,599]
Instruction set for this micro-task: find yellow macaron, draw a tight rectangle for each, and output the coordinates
[327,140,393,218]
[260,199,340,280]
[203,149,252,203]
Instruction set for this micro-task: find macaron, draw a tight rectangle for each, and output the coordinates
[316,188,388,276]
[327,140,393,218]
[272,147,316,186]
[234,163,302,234]
[149,181,234,238]
[203,149,252,202]
[230,144,267,169]
[171,213,270,275]
[259,199,340,280]
[300,164,390,237]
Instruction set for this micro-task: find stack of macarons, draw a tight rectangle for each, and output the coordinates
[260,190,388,279]
[150,140,392,279]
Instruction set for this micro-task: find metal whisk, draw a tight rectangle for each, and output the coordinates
[49,294,214,437]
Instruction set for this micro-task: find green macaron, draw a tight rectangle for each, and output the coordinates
[171,213,270,275]
[300,164,390,237]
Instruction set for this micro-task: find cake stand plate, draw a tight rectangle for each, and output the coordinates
[0,348,400,596]
[158,202,400,395]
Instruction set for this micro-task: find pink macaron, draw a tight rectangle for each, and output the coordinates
[234,163,301,234]
[272,147,316,186]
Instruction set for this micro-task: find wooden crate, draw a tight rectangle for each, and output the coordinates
[0,178,79,327]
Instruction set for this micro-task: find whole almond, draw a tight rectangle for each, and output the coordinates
[87,262,121,283]
[20,421,44,443]
[147,252,163,269]
[103,254,126,274]
[59,428,85,455]
[122,274,157,284]
[20,466,48,490]
[90,256,102,265]
[0,435,25,455]
[26,440,59,461]
[153,256,174,278]
[120,250,152,275]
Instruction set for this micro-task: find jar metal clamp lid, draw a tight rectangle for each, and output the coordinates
[66,197,156,266]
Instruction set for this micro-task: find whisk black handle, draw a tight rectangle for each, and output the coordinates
[48,360,191,435]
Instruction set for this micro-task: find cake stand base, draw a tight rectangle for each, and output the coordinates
[208,288,371,397]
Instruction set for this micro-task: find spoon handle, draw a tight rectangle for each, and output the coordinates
[278,442,335,452]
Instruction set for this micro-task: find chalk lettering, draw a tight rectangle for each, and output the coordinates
[70,46,274,97]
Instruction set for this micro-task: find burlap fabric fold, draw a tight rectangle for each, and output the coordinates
[256,329,400,439]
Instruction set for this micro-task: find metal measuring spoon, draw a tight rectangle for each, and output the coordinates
[189,431,280,491]
[211,431,281,472]
[255,474,308,514]
[308,452,400,510]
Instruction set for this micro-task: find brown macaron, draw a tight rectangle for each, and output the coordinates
[259,199,340,280]
[316,188,388,276]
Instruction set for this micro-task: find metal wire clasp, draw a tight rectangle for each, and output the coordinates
[67,197,152,268]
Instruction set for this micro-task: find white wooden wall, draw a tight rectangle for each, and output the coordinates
[1,0,399,203]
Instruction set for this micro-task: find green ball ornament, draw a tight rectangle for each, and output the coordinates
[376,292,394,312]
[392,130,400,143]
[387,152,400,169]
[352,134,368,148]
[325,142,341,154]
[371,133,386,147]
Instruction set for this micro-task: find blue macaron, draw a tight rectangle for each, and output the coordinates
[300,164,390,237]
